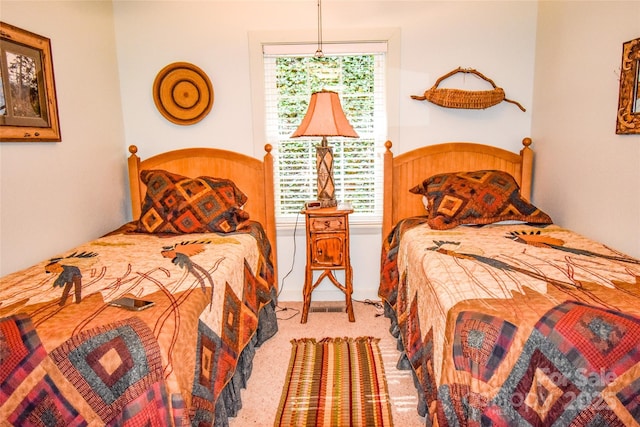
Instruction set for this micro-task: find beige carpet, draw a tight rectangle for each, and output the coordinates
[229,300,426,426]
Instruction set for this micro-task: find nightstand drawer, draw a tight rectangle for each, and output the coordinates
[309,216,346,232]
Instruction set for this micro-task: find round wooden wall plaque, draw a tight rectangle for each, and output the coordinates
[153,62,214,125]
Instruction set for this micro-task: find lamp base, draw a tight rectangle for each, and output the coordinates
[316,144,337,209]
[319,198,337,208]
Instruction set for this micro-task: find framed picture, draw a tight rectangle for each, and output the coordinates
[0,22,61,142]
[616,37,640,135]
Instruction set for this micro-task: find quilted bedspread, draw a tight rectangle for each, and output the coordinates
[379,219,640,426]
[0,221,276,426]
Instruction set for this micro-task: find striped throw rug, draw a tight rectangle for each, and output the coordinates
[274,336,394,427]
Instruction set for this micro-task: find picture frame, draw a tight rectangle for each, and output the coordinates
[0,22,61,142]
[616,37,640,135]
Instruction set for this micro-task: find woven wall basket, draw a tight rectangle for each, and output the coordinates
[412,68,526,112]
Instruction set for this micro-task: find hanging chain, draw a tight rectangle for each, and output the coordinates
[315,0,324,57]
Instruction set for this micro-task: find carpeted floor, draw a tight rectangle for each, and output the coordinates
[228,300,426,426]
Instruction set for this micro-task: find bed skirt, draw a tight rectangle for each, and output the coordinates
[214,289,278,427]
[384,302,429,425]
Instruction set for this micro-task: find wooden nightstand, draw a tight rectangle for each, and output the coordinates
[301,207,355,323]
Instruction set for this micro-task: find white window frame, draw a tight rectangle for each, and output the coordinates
[249,28,400,227]
[265,43,386,222]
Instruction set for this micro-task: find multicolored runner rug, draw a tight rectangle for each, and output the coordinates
[274,336,394,427]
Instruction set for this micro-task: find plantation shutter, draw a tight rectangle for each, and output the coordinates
[263,42,386,224]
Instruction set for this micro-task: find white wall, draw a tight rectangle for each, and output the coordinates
[110,0,538,301]
[0,1,126,276]
[6,2,634,304]
[531,1,640,260]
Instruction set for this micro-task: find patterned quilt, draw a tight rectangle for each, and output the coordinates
[379,218,640,426]
[0,221,276,426]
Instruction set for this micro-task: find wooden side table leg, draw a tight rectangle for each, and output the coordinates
[345,265,355,322]
[301,267,312,323]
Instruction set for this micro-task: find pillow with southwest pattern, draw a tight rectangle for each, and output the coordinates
[409,170,552,230]
[136,169,250,234]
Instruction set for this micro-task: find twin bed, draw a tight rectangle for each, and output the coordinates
[0,145,278,426]
[379,138,640,426]
[3,136,639,427]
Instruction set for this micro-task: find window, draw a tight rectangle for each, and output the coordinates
[263,43,386,223]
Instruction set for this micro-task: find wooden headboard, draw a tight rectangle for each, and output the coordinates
[127,144,277,280]
[382,137,533,239]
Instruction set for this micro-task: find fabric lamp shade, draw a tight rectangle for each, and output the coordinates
[291,90,358,142]
[291,90,358,208]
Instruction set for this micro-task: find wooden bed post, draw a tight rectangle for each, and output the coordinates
[519,137,533,201]
[128,145,142,220]
[382,141,394,242]
[263,144,278,288]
